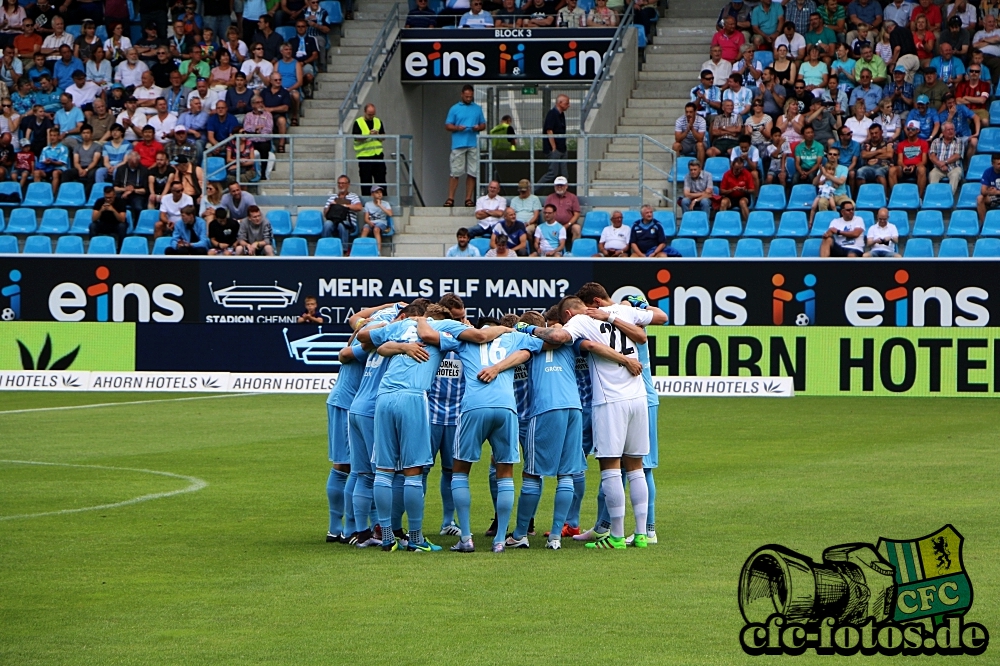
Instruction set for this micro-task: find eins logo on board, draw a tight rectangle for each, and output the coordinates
[845,270,989,327]
[48,266,185,322]
[404,42,487,78]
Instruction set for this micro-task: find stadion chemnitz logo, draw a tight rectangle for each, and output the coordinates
[612,269,989,327]
[48,266,184,322]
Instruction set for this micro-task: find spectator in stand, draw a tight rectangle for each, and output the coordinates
[33,74,61,116]
[544,176,581,247]
[12,78,33,116]
[820,199,865,256]
[751,0,783,50]
[910,15,935,67]
[863,207,901,256]
[86,47,114,92]
[444,84,485,208]
[759,67,787,119]
[784,0,816,38]
[104,22,132,67]
[241,42,273,90]
[832,125,861,193]
[809,145,850,226]
[116,50,151,90]
[928,121,966,194]
[98,122,130,182]
[34,126,67,192]
[804,11,837,62]
[946,0,976,30]
[732,44,763,90]
[673,102,707,163]
[744,99,773,156]
[252,15,282,62]
[939,16,969,64]
[71,123,102,189]
[172,156,203,203]
[818,0,847,42]
[732,133,762,188]
[222,180,257,222]
[874,97,902,142]
[910,0,941,34]
[459,0,494,26]
[13,19,41,60]
[169,19,193,59]
[178,46,210,88]
[882,0,912,31]
[177,97,210,150]
[890,119,929,196]
[719,156,755,221]
[587,0,617,27]
[209,50,238,91]
[291,20,319,95]
[882,20,920,80]
[485,235,516,257]
[303,0,331,49]
[23,103,52,155]
[446,227,481,257]
[775,21,807,62]
[40,16,71,61]
[690,69,722,118]
[12,140,33,188]
[137,29,168,66]
[510,179,541,231]
[54,92,83,148]
[908,95,940,143]
[847,0,883,40]
[147,149,174,209]
[531,204,566,257]
[236,205,274,256]
[976,153,1000,223]
[470,179,505,238]
[597,210,630,257]
[261,72,290,151]
[973,15,1000,85]
[165,205,210,254]
[703,45,734,87]
[848,67,883,112]
[359,185,392,254]
[883,65,914,116]
[147,96,178,142]
[794,123,825,184]
[707,98,742,157]
[938,91,979,154]
[154,178,194,238]
[522,0,555,28]
[955,62,990,122]
[713,16,745,63]
[494,0,522,28]
[165,124,199,164]
[321,175,362,245]
[929,41,966,88]
[117,97,148,143]
[242,95,272,163]
[207,99,240,147]
[149,47,178,88]
[913,68,946,112]
[134,124,163,167]
[207,206,240,255]
[225,72,253,119]
[132,71,162,109]
[491,207,528,256]
[681,159,713,213]
[297,296,323,322]
[724,73,753,116]
[90,185,128,247]
[113,150,148,220]
[628,205,667,257]
[26,0,57,37]
[854,44,887,84]
[718,0,752,40]
[51,45,83,91]
[858,122,894,195]
[405,0,438,27]
[535,94,569,191]
[969,47,994,84]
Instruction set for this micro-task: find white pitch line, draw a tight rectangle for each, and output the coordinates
[0,392,257,416]
[0,460,208,521]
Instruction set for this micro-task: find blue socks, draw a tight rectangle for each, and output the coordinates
[495,477,515,545]
[440,468,455,527]
[374,471,395,544]
[595,482,610,532]
[645,467,656,531]
[513,476,542,539]
[353,473,374,534]
[327,468,348,535]
[488,464,498,512]
[567,471,586,528]
[552,476,575,539]
[343,471,358,535]
[404,475,425,545]
[391,473,405,532]
[451,473,471,539]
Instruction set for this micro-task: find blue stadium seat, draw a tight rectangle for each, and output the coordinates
[0,181,21,206]
[709,211,742,237]
[921,183,954,210]
[967,154,991,182]
[991,100,1000,125]
[22,182,53,207]
[65,24,81,37]
[0,209,7,232]
[855,210,874,229]
[756,51,774,68]
[23,235,51,253]
[280,237,309,256]
[888,209,910,236]
[133,209,159,235]
[120,236,148,255]
[469,237,491,256]
[888,184,920,210]
[973,238,1000,256]
[267,210,292,236]
[0,235,16,253]
[6,208,35,234]
[677,211,709,237]
[801,238,823,257]
[53,182,86,207]
[571,238,598,257]
[622,210,641,227]
[292,209,324,235]
[320,0,343,24]
[911,210,945,237]
[668,157,694,183]
[754,185,786,211]
[70,209,92,235]
[734,238,764,257]
[743,211,775,237]
[700,238,731,257]
[982,210,1000,235]
[938,238,969,257]
[786,184,816,211]
[653,210,676,235]
[87,185,105,206]
[767,238,798,257]
[855,183,887,210]
[704,157,730,183]
[152,236,172,255]
[947,210,980,237]
[350,237,380,257]
[776,211,808,237]
[37,208,69,234]
[977,127,1000,153]
[275,26,297,41]
[634,25,647,49]
[314,237,344,256]
[810,211,838,236]
[87,236,117,254]
[903,238,934,257]
[956,182,980,209]
[206,157,227,182]
[581,211,609,238]
[669,238,697,257]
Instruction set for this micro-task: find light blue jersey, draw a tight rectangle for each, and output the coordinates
[455,331,545,412]
[527,344,582,418]
[514,362,530,421]
[637,340,658,408]
[350,350,390,418]
[326,343,367,408]
[371,318,466,394]
[428,351,464,426]
[369,303,403,323]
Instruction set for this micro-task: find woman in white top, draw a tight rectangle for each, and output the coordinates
[240,43,273,90]
[587,0,617,27]
[844,99,873,144]
[777,98,804,146]
[224,26,248,65]
[0,0,26,42]
[104,22,132,67]
[744,99,773,151]
[0,97,20,150]
[874,97,901,142]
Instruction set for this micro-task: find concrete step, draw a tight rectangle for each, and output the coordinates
[411,206,476,217]
[627,97,691,108]
[328,45,372,56]
[640,62,707,75]
[405,220,472,234]
[630,83,697,97]
[622,107,689,119]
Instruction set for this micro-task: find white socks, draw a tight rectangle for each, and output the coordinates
[600,469,626,538]
[626,469,648,537]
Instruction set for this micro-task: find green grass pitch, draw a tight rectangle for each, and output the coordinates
[1,392,999,665]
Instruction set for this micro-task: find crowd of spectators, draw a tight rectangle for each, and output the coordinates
[405,0,658,35]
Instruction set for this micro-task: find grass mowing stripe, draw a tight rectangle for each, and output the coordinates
[0,393,256,416]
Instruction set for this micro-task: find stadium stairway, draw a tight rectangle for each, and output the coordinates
[590,0,727,205]
[392,206,476,257]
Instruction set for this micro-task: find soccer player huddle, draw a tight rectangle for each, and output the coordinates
[324,282,666,553]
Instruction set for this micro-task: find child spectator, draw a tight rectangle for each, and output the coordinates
[298,296,324,323]
[360,185,392,254]
[12,140,34,188]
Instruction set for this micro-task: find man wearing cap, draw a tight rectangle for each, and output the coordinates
[955,62,990,122]
[543,177,581,248]
[470,179,505,238]
[491,207,528,256]
[535,93,570,192]
[915,68,948,111]
[972,15,1000,85]
[938,92,979,154]
[884,65,914,116]
[889,119,929,196]
[857,123,894,195]
[908,94,940,141]
[929,42,966,89]
[510,179,542,229]
[165,124,199,164]
[928,121,967,194]
[352,103,386,197]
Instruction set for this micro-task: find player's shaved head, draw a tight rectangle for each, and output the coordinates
[499,313,520,328]
[425,304,450,320]
[558,296,586,323]
[519,311,545,327]
[576,282,610,306]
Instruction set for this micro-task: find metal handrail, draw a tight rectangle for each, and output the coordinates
[580,2,634,126]
[338,4,400,128]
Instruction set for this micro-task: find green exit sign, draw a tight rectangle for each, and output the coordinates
[521,86,537,95]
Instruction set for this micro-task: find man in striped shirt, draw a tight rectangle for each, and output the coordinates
[928,121,967,194]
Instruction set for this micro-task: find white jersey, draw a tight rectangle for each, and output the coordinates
[562,304,653,406]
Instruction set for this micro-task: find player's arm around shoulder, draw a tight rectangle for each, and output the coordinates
[579,339,643,376]
[586,306,647,344]
[356,321,388,350]
[455,324,512,344]
[377,341,430,362]
[477,349,532,383]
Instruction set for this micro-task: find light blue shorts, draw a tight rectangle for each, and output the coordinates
[327,404,351,464]
[643,403,659,469]
[349,412,376,474]
[524,408,586,477]
[454,407,519,464]
[374,391,432,471]
[430,424,456,469]
[581,408,593,456]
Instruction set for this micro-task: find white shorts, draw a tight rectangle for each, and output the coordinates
[591,396,649,459]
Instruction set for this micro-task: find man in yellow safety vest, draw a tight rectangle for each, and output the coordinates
[352,103,386,196]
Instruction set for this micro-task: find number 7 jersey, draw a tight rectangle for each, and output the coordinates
[561,306,653,406]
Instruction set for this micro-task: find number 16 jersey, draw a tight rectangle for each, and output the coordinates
[455,331,544,413]
[562,306,653,406]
